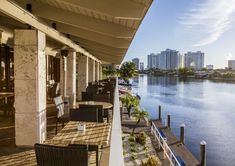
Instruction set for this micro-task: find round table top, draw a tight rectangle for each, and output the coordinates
[76,101,113,109]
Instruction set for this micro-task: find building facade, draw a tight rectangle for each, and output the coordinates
[184,51,204,70]
[228,60,235,70]
[140,62,144,71]
[132,58,140,70]
[147,53,159,69]
[206,65,214,70]
[159,49,181,70]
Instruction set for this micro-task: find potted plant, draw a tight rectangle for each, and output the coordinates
[141,155,160,166]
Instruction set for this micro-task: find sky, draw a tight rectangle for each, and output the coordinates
[123,0,235,69]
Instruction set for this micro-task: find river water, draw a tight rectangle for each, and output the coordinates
[131,75,235,166]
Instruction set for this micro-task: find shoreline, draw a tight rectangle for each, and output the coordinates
[140,73,235,83]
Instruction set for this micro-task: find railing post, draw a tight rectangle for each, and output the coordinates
[200,140,207,166]
[180,123,185,144]
[158,105,162,121]
[167,114,171,128]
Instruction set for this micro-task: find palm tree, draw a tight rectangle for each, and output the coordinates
[102,66,117,78]
[120,94,139,118]
[131,107,149,135]
[119,61,137,82]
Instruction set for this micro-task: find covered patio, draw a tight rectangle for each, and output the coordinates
[0,0,152,165]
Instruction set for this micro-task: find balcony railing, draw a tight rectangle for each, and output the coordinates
[108,78,124,166]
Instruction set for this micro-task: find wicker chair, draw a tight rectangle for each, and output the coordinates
[93,93,111,103]
[69,144,99,166]
[53,96,69,134]
[86,85,98,94]
[79,104,104,123]
[93,94,112,122]
[81,92,94,101]
[34,143,88,166]
[70,107,99,122]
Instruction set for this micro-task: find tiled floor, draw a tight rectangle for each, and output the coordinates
[0,102,110,165]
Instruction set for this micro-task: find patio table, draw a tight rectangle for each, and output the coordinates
[75,101,113,109]
[50,121,111,146]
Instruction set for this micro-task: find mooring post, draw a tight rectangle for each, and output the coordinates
[158,105,162,121]
[180,123,185,144]
[200,140,207,166]
[167,114,171,128]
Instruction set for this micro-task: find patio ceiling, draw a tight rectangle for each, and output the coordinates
[3,0,153,64]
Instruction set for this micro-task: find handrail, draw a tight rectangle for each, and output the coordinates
[108,78,124,166]
[151,122,182,166]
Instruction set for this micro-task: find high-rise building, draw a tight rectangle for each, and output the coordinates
[140,62,144,71]
[228,60,235,70]
[184,51,204,70]
[147,53,159,69]
[159,49,181,70]
[132,58,140,70]
[206,65,214,70]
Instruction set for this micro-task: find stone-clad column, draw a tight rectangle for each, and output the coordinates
[67,52,76,106]
[14,30,46,146]
[88,58,95,82]
[60,56,66,97]
[95,62,100,81]
[99,64,103,80]
[77,54,88,100]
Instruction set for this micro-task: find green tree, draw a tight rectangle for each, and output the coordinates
[120,94,139,118]
[102,66,117,77]
[131,107,149,135]
[119,61,137,81]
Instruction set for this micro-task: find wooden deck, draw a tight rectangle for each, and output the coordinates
[152,119,200,166]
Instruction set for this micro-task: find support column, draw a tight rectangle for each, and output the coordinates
[88,58,95,82]
[14,30,47,146]
[99,64,103,80]
[67,52,76,106]
[60,56,66,97]
[77,54,88,100]
[95,62,100,81]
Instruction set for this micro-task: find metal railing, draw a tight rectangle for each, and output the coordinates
[151,122,182,166]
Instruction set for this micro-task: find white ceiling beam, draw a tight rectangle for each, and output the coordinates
[14,0,135,37]
[73,37,129,50]
[0,0,100,62]
[38,0,144,19]
[71,36,129,50]
[88,49,124,58]
[50,22,131,48]
[83,47,126,56]
[94,54,122,64]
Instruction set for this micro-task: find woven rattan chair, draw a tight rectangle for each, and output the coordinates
[92,94,112,122]
[70,107,99,122]
[34,143,88,166]
[81,92,94,101]
[69,144,99,166]
[79,104,104,123]
[53,96,69,134]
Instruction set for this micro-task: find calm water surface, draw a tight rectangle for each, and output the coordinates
[131,75,235,166]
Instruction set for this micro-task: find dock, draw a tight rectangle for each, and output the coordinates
[152,119,200,166]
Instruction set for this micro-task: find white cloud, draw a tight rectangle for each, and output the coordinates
[225,52,233,61]
[179,0,235,47]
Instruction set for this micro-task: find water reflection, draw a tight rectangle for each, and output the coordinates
[132,75,235,166]
[147,76,177,86]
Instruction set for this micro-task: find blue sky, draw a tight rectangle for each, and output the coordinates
[123,0,235,69]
